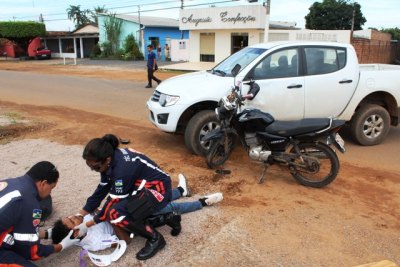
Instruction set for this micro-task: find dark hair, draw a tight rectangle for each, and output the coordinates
[82,134,119,162]
[147,45,153,49]
[52,219,70,244]
[26,161,59,184]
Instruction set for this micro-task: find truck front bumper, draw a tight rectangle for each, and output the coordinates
[146,100,184,133]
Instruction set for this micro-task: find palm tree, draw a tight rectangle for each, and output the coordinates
[91,5,108,25]
[66,5,91,29]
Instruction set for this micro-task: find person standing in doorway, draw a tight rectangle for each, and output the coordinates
[157,44,162,60]
[146,45,161,89]
[164,44,170,61]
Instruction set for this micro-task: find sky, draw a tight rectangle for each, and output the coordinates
[0,0,398,31]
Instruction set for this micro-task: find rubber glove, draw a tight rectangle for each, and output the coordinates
[60,230,80,251]
[74,222,89,238]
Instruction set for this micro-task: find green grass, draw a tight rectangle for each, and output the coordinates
[3,112,24,124]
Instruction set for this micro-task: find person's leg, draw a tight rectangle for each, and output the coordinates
[155,192,224,215]
[152,73,161,84]
[124,219,166,260]
[146,68,152,88]
[156,200,202,215]
[171,188,181,201]
[0,250,38,267]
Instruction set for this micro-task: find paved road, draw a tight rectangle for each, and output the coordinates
[0,70,153,122]
[1,70,399,171]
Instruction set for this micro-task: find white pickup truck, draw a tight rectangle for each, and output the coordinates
[147,41,400,155]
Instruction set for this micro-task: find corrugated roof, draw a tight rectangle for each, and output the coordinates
[115,14,179,28]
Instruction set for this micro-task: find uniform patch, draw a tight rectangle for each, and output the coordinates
[33,219,41,227]
[0,182,8,191]
[32,209,42,219]
[148,189,164,202]
[115,180,123,187]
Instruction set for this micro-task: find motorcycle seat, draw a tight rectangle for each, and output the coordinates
[264,118,331,137]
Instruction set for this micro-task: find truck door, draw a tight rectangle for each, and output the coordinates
[244,48,305,120]
[303,46,358,118]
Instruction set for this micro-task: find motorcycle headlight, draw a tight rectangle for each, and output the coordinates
[159,93,180,107]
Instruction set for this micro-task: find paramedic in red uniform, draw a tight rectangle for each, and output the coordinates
[0,161,79,266]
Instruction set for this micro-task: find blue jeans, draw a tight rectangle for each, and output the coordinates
[154,189,202,215]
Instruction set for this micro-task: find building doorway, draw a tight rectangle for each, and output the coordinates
[231,33,248,54]
[200,32,215,62]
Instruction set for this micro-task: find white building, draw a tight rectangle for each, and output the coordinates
[179,5,351,63]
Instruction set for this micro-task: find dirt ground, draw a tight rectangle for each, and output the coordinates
[0,60,399,267]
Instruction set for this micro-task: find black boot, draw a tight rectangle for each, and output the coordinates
[165,213,181,236]
[136,230,166,260]
[146,214,166,227]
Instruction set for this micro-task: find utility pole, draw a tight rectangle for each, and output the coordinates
[263,0,271,43]
[138,6,142,51]
[350,3,355,43]
[39,13,44,23]
[180,0,184,39]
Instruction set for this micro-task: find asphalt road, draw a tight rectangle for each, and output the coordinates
[0,70,153,122]
[1,70,399,172]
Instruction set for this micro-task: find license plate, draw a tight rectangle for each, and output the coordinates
[334,133,346,153]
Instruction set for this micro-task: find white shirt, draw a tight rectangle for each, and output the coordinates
[79,215,116,251]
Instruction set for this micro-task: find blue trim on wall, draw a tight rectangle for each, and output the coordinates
[144,27,189,61]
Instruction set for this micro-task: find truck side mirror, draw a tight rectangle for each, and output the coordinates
[231,64,241,77]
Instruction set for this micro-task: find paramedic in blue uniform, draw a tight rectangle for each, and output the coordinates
[74,134,172,261]
[0,161,79,266]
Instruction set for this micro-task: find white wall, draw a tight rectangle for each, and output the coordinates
[187,29,351,63]
[171,39,190,61]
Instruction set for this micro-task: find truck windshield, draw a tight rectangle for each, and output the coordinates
[211,47,267,77]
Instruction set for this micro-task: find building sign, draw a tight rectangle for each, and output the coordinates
[180,5,265,30]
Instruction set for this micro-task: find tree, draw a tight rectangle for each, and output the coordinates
[305,0,366,30]
[66,5,91,29]
[91,6,108,25]
[103,14,123,56]
[381,27,400,41]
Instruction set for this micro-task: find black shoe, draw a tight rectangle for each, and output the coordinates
[136,231,166,260]
[157,80,162,85]
[146,214,166,228]
[145,84,152,88]
[165,213,181,236]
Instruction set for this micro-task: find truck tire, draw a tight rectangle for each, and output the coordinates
[350,104,390,146]
[184,110,219,155]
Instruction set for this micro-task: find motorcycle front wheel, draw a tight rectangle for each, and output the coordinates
[289,142,340,188]
[205,134,235,168]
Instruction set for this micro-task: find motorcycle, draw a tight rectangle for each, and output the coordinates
[202,65,346,188]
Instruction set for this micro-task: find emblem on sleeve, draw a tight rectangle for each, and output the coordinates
[32,209,42,219]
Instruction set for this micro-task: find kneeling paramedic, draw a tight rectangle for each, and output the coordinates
[74,134,174,260]
[0,161,79,267]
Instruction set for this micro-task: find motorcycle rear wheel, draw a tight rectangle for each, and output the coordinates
[205,134,235,168]
[290,142,339,188]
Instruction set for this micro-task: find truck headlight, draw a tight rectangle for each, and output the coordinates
[159,93,180,107]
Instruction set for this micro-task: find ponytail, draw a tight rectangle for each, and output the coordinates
[102,134,119,150]
[83,134,119,162]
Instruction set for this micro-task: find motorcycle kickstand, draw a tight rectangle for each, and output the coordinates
[258,164,269,184]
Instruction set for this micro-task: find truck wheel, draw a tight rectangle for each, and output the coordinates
[350,104,390,146]
[184,110,219,155]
